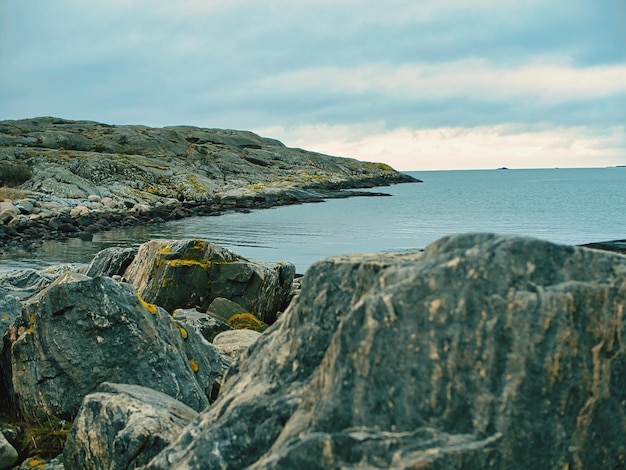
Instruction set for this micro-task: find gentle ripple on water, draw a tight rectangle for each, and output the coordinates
[1,168,625,273]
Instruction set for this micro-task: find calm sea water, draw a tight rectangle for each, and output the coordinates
[2,167,625,273]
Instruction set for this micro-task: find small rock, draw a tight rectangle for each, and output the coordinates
[0,432,18,470]
[69,205,89,217]
[87,194,101,203]
[18,456,65,469]
[100,197,117,208]
[213,329,261,361]
[173,307,232,342]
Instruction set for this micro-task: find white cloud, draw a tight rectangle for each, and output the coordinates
[261,59,626,103]
[256,123,626,170]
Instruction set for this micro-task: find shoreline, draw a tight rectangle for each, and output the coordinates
[0,176,416,256]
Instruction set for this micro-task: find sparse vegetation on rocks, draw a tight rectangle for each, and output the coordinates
[0,116,419,251]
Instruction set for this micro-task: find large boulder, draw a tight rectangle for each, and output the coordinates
[64,382,199,470]
[123,239,295,324]
[145,234,626,469]
[6,272,223,422]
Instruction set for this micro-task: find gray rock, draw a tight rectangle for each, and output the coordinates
[0,264,82,299]
[173,307,232,342]
[144,234,626,469]
[0,432,18,470]
[0,287,21,355]
[64,382,199,470]
[18,456,65,469]
[0,201,19,224]
[205,297,249,323]
[123,239,295,324]
[7,272,223,422]
[212,329,261,362]
[13,198,36,215]
[84,246,137,278]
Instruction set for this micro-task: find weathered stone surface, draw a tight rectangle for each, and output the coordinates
[0,288,21,355]
[18,456,65,469]
[205,297,249,323]
[123,239,295,323]
[0,264,82,299]
[212,329,262,363]
[173,307,232,342]
[0,201,19,224]
[64,382,199,470]
[0,432,18,470]
[7,272,223,422]
[145,234,626,469]
[84,246,137,278]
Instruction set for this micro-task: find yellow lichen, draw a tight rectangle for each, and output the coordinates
[176,323,188,339]
[191,239,207,251]
[29,314,36,325]
[227,313,268,332]
[188,358,200,372]
[169,259,212,268]
[137,293,157,314]
[26,458,45,468]
[1,313,9,321]
[161,277,177,288]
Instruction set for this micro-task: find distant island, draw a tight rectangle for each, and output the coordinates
[0,117,419,247]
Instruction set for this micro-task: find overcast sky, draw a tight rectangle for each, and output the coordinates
[1,0,625,170]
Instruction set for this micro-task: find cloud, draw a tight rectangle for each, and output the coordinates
[256,123,626,170]
[261,59,626,104]
[1,0,625,170]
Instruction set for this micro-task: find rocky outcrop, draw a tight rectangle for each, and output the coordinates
[63,382,199,470]
[123,239,295,323]
[5,272,224,422]
[0,116,419,248]
[143,234,626,469]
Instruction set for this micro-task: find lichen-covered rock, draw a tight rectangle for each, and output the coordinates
[173,307,232,342]
[144,234,626,470]
[18,456,65,469]
[123,239,295,324]
[7,272,223,422]
[63,382,199,470]
[205,297,249,323]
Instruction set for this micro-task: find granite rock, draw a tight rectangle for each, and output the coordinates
[144,234,626,469]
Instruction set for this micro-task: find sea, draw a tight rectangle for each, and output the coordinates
[1,167,625,274]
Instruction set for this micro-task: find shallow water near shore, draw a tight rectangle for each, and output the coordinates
[2,167,625,273]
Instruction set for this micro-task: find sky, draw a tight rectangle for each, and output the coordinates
[1,0,625,171]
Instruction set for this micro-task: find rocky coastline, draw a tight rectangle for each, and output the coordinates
[1,234,626,469]
[2,118,626,469]
[0,117,418,251]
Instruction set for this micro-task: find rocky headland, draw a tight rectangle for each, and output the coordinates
[1,233,626,469]
[0,116,418,249]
